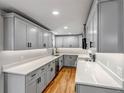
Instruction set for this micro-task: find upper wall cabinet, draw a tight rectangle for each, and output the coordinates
[0,12,3,50]
[86,0,98,50]
[98,0,123,53]
[86,0,123,53]
[42,31,53,48]
[4,13,53,50]
[55,36,79,48]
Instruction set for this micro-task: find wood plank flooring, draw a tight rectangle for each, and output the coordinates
[43,67,76,93]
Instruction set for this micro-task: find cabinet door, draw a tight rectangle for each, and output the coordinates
[0,14,3,50]
[68,36,79,48]
[50,61,55,79]
[55,36,63,48]
[27,24,38,49]
[38,29,43,48]
[42,31,49,48]
[99,0,122,53]
[64,55,77,67]
[46,64,51,85]
[37,72,46,93]
[15,18,27,50]
[26,81,37,93]
[63,37,69,48]
[48,33,53,48]
[59,57,63,69]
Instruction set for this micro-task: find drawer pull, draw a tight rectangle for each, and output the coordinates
[31,74,36,77]
[41,68,45,70]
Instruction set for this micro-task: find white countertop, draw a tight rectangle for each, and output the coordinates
[3,55,62,75]
[75,60,123,90]
[3,53,89,75]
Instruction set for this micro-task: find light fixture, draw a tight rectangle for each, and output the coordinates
[64,26,68,30]
[52,11,60,15]
[44,33,48,36]
[31,28,36,32]
[54,32,58,35]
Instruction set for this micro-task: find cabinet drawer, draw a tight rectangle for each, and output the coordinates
[38,65,47,76]
[26,70,38,83]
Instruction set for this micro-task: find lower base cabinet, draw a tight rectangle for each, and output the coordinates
[26,81,37,93]
[64,55,77,67]
[59,56,64,70]
[4,60,56,93]
[76,85,123,93]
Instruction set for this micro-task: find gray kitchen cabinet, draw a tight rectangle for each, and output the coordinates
[59,56,64,70]
[48,33,53,48]
[46,61,55,85]
[42,31,49,48]
[0,12,3,51]
[76,85,123,93]
[86,0,124,53]
[4,59,58,93]
[55,36,79,48]
[98,0,123,53]
[26,81,37,93]
[4,13,53,50]
[14,17,27,50]
[38,28,43,48]
[86,0,98,49]
[50,61,55,79]
[46,63,51,85]
[64,55,77,67]
[27,24,38,49]
[55,36,63,48]
[37,65,47,93]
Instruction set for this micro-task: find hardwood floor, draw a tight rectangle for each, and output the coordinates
[43,67,76,93]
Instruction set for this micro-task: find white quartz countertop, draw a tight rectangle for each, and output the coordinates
[75,60,123,90]
[3,53,90,75]
[3,55,62,75]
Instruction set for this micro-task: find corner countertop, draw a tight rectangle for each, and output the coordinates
[3,55,63,75]
[75,60,123,90]
[3,53,90,75]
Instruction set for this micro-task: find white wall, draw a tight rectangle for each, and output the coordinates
[96,53,124,80]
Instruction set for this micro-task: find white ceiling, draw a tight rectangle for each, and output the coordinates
[0,0,93,35]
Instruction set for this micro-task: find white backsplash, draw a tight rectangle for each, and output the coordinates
[0,49,52,67]
[57,48,88,54]
[96,53,124,80]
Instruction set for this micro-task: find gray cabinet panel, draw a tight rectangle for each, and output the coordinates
[0,14,3,50]
[26,81,37,93]
[38,29,43,48]
[55,36,79,48]
[27,24,38,49]
[99,0,122,53]
[64,55,77,67]
[15,18,27,50]
[55,37,63,48]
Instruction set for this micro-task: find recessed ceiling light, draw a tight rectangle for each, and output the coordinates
[52,11,60,15]
[64,26,68,29]
[54,32,58,35]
